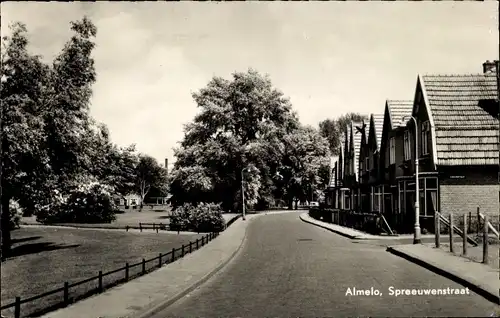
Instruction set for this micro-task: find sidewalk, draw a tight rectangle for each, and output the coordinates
[387,244,499,304]
[40,215,258,318]
[299,213,429,240]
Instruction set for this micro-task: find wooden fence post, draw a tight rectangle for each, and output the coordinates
[435,212,440,248]
[483,214,489,264]
[476,207,480,238]
[196,238,199,249]
[449,214,454,253]
[181,244,185,257]
[139,223,142,232]
[125,263,129,281]
[126,225,129,232]
[159,253,162,268]
[468,211,471,234]
[14,297,20,318]
[156,225,159,233]
[462,214,467,256]
[98,271,103,293]
[171,248,175,262]
[142,258,146,274]
[189,241,192,253]
[64,282,69,305]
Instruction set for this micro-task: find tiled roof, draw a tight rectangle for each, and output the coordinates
[351,121,365,180]
[371,114,385,149]
[328,155,339,187]
[387,100,413,128]
[421,74,499,166]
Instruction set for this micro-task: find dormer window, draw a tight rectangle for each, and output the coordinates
[421,121,430,155]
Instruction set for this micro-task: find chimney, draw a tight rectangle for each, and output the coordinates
[483,60,497,74]
[164,158,168,174]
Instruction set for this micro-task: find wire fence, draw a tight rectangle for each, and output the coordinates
[1,232,219,318]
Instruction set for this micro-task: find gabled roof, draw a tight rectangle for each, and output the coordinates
[418,73,498,166]
[387,100,413,129]
[351,120,365,181]
[369,113,385,151]
[343,124,351,179]
[328,155,339,188]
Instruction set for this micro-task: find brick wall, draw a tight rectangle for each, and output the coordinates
[440,184,498,217]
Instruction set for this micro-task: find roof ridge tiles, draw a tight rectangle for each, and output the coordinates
[422,73,495,76]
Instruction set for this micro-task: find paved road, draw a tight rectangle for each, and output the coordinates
[151,212,499,317]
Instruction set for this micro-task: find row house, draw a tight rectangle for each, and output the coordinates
[378,100,416,232]
[326,60,499,233]
[399,64,499,230]
[361,113,385,213]
[328,121,366,211]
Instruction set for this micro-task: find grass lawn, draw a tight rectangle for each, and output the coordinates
[20,206,240,231]
[1,227,204,317]
[21,205,174,228]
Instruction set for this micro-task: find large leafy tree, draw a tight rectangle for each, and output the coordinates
[170,69,330,212]
[1,17,123,257]
[43,17,97,189]
[279,126,331,208]
[135,155,167,210]
[319,112,368,156]
[0,22,53,258]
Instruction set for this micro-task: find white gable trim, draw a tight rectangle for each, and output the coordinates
[415,75,438,170]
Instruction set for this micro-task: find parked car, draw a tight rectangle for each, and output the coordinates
[309,201,319,207]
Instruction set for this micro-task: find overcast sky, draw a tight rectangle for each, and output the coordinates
[1,2,497,167]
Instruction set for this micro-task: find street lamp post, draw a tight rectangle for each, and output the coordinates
[408,116,422,244]
[241,167,247,221]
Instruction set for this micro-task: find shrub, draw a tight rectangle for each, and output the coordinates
[9,200,23,230]
[170,202,226,232]
[37,184,118,224]
[169,203,194,231]
[191,203,225,232]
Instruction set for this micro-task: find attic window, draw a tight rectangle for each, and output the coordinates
[421,121,430,155]
[389,137,395,164]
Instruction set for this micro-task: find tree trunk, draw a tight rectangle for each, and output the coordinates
[294,199,298,210]
[1,195,11,261]
[287,198,293,210]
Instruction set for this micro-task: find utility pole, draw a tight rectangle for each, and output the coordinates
[497,0,500,219]
[0,76,3,261]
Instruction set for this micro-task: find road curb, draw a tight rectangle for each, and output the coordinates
[299,213,363,240]
[386,246,500,305]
[133,216,253,318]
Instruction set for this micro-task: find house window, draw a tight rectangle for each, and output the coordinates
[404,131,411,161]
[389,137,395,164]
[421,121,430,155]
[372,186,382,212]
[424,177,438,216]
